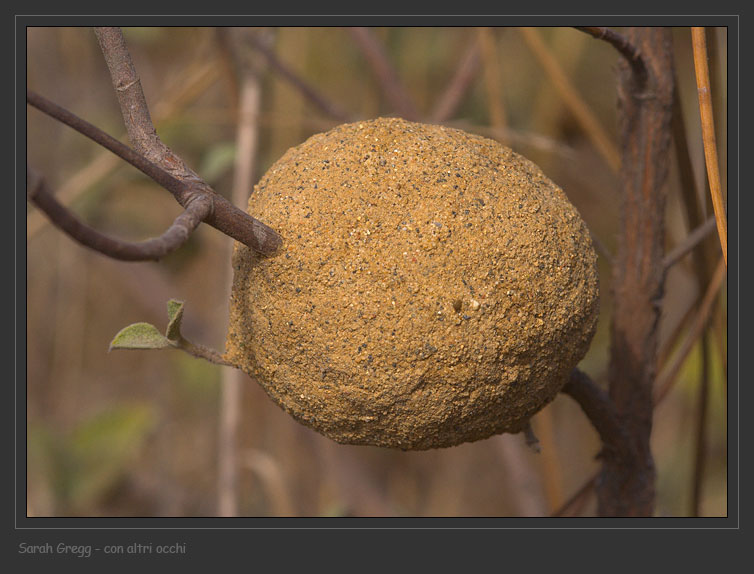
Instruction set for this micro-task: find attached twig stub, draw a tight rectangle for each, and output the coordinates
[561,369,634,462]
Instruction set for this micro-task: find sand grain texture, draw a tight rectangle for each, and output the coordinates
[226,117,599,449]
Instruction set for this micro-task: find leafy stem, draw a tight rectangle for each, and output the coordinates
[109,299,234,368]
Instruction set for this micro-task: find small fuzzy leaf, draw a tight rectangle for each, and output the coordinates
[109,322,171,351]
[165,299,185,341]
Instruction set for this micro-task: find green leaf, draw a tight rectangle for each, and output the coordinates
[165,299,185,341]
[109,322,171,351]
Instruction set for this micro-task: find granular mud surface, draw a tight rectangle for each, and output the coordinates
[226,117,599,450]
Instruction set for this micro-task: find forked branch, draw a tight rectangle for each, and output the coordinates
[94,27,282,256]
[27,166,211,261]
[561,369,634,461]
[574,26,648,86]
[27,26,283,260]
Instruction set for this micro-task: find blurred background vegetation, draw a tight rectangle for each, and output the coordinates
[26,26,727,517]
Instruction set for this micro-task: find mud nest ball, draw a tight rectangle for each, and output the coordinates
[226,117,599,450]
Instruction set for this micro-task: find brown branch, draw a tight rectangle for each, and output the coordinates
[429,40,480,123]
[92,27,282,257]
[671,76,718,291]
[348,27,420,121]
[218,28,267,519]
[520,27,621,172]
[574,26,648,86]
[243,30,353,123]
[654,257,725,403]
[691,27,727,267]
[558,256,724,515]
[28,90,195,201]
[600,27,675,517]
[27,167,211,261]
[558,256,725,514]
[177,337,234,367]
[561,369,634,462]
[663,216,717,270]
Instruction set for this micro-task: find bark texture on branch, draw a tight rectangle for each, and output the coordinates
[27,166,211,261]
[562,369,633,462]
[93,27,282,257]
[599,27,675,517]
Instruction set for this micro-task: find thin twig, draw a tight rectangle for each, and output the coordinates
[670,75,719,503]
[27,167,211,261]
[551,473,598,517]
[93,27,282,256]
[558,257,724,516]
[671,80,717,280]
[561,369,634,461]
[519,27,621,172]
[655,258,726,403]
[558,254,722,513]
[477,28,507,132]
[590,232,614,266]
[28,89,281,257]
[663,216,717,270]
[177,338,235,367]
[244,31,352,123]
[691,27,727,267]
[217,33,266,517]
[429,40,480,123]
[28,90,198,202]
[28,60,221,241]
[574,26,648,86]
[691,332,710,516]
[348,27,420,121]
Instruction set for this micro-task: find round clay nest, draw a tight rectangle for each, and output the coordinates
[225,117,599,450]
